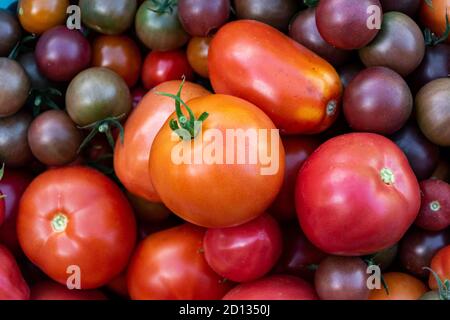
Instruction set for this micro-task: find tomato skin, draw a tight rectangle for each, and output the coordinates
[127,224,231,300]
[420,0,450,44]
[149,94,285,228]
[92,35,142,87]
[429,245,450,289]
[369,272,427,300]
[209,20,342,135]
[30,281,107,300]
[187,36,211,78]
[0,244,30,300]
[204,214,283,282]
[114,81,210,202]
[17,166,137,289]
[296,133,421,256]
[18,0,69,35]
[141,50,194,90]
[0,192,4,227]
[222,275,318,300]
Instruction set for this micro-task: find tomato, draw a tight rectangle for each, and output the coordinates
[30,281,107,300]
[203,214,282,282]
[415,179,450,231]
[209,20,342,134]
[296,133,421,256]
[17,166,137,289]
[429,245,450,289]
[269,137,319,221]
[187,36,211,78]
[92,35,142,87]
[114,80,209,202]
[127,224,231,300]
[18,0,69,35]
[369,272,427,300]
[131,87,147,109]
[420,0,450,44]
[0,244,29,300]
[0,192,4,227]
[222,275,318,300]
[141,50,194,90]
[149,93,285,228]
[0,9,21,57]
[0,58,30,117]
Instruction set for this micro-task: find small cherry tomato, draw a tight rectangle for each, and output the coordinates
[18,0,69,35]
[187,36,211,78]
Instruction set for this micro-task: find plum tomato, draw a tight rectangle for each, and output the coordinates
[0,244,29,300]
[415,179,450,231]
[369,272,427,300]
[18,0,69,35]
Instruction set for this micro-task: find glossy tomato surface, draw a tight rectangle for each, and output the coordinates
[0,244,29,300]
[420,0,450,44]
[369,272,427,300]
[429,245,450,289]
[18,0,69,35]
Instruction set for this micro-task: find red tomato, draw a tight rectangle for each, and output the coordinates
[92,35,142,87]
[269,137,320,221]
[222,275,318,300]
[296,133,421,256]
[0,191,4,227]
[204,214,282,282]
[114,81,210,202]
[17,166,137,289]
[429,245,450,289]
[0,245,29,300]
[30,281,107,300]
[420,0,450,44]
[141,50,194,90]
[209,20,342,134]
[369,272,427,300]
[127,224,232,300]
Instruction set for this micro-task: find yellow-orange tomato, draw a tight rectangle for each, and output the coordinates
[114,81,210,202]
[187,36,211,78]
[18,0,69,35]
[369,272,427,300]
[420,0,450,44]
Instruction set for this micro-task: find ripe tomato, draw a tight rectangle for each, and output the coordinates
[149,93,285,228]
[369,272,427,300]
[222,275,318,300]
[420,0,450,44]
[141,50,194,90]
[203,214,283,282]
[209,20,342,134]
[296,133,421,256]
[92,35,142,87]
[18,0,69,35]
[0,191,4,227]
[429,245,450,289]
[17,166,137,289]
[187,36,211,78]
[0,244,29,300]
[30,281,107,300]
[114,81,210,202]
[127,224,231,300]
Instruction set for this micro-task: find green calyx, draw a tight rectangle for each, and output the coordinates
[380,168,395,185]
[148,0,178,15]
[304,0,319,8]
[423,267,450,300]
[424,9,450,46]
[51,213,68,233]
[30,88,62,116]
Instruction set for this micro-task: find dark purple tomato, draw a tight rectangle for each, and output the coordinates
[316,0,382,50]
[274,224,327,281]
[178,0,230,36]
[343,67,413,134]
[379,0,420,16]
[416,78,450,146]
[66,67,131,126]
[407,44,450,94]
[35,26,91,82]
[337,62,365,88]
[234,0,300,31]
[27,110,82,166]
[432,159,450,182]
[126,192,172,223]
[369,244,398,271]
[289,8,351,67]
[0,58,30,117]
[17,53,50,91]
[204,214,282,282]
[390,121,440,181]
[0,111,32,167]
[359,12,425,76]
[315,256,369,300]
[0,9,21,57]
[415,179,450,231]
[399,227,450,277]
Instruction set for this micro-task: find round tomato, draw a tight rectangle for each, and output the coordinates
[0,244,29,300]
[18,0,69,35]
[17,166,137,289]
[429,245,450,289]
[30,281,107,300]
[222,275,318,300]
[420,0,450,44]
[114,80,209,202]
[369,272,427,300]
[296,133,421,256]
[92,35,142,87]
[149,93,285,228]
[141,50,194,90]
[187,36,211,78]
[209,20,342,134]
[127,224,231,300]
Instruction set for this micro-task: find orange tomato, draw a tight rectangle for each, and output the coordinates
[18,0,69,35]
[187,36,211,78]
[420,0,450,43]
[369,272,427,300]
[114,81,210,202]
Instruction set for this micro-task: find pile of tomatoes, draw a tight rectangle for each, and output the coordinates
[0,0,449,301]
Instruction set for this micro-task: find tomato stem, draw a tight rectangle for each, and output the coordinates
[430,200,441,212]
[380,168,395,185]
[423,267,450,300]
[148,0,177,15]
[77,115,125,153]
[51,213,68,233]
[326,100,337,116]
